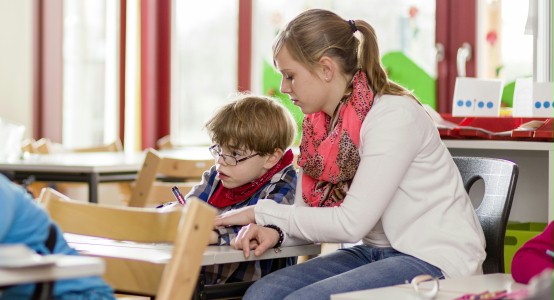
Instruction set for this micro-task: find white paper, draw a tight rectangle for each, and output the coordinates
[532,82,553,117]
[512,78,534,117]
[452,77,503,117]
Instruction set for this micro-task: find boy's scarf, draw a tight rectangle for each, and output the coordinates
[208,149,294,208]
[299,71,374,207]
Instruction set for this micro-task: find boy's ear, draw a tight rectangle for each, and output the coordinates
[264,148,284,169]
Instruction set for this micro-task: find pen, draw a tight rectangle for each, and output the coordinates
[156,201,177,209]
[171,186,186,205]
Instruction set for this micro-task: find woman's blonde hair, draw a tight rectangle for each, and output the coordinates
[205,94,297,155]
[273,9,415,99]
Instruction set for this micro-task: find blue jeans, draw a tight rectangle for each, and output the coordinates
[243,245,444,300]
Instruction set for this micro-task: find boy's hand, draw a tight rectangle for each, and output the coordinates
[231,223,280,258]
[209,230,219,245]
[214,206,255,227]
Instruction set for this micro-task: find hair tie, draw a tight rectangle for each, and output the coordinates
[348,20,357,33]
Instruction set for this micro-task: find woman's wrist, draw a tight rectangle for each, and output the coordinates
[263,224,284,252]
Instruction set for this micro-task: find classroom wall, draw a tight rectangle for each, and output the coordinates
[0,0,33,139]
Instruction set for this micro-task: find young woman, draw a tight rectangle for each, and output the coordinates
[215,9,486,299]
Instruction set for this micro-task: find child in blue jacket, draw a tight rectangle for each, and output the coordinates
[0,174,114,299]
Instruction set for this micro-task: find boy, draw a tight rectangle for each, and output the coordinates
[0,174,115,299]
[185,94,298,284]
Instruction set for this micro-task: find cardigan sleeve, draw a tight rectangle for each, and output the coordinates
[254,96,424,243]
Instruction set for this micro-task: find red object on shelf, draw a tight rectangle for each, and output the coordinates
[438,115,553,142]
[533,119,553,140]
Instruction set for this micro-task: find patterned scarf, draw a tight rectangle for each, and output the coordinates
[298,71,374,207]
[208,149,294,208]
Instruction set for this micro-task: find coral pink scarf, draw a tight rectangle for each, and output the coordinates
[298,71,374,207]
[208,149,294,208]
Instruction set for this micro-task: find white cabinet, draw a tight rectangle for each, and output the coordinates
[444,140,553,222]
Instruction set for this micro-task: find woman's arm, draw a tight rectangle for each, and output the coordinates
[254,97,425,243]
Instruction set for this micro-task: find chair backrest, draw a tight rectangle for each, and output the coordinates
[71,139,123,153]
[40,187,182,243]
[156,196,216,300]
[453,156,518,274]
[24,138,123,154]
[39,187,216,299]
[128,148,213,208]
[156,135,174,150]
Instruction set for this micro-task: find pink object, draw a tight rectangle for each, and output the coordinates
[511,221,554,284]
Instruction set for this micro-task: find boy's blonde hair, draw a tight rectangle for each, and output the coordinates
[205,94,297,156]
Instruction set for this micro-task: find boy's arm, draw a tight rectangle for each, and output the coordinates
[212,226,239,245]
[184,165,216,201]
[213,166,298,245]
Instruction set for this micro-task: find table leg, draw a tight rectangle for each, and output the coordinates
[88,173,99,203]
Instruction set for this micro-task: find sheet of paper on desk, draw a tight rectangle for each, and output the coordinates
[423,104,459,129]
[512,78,533,117]
[0,244,58,268]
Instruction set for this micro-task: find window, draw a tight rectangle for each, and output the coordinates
[477,0,533,85]
[251,0,436,135]
[171,0,239,146]
[62,0,119,148]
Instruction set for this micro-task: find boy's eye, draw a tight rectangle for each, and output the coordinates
[231,150,242,157]
[283,73,293,80]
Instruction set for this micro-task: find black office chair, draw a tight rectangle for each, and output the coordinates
[453,156,519,274]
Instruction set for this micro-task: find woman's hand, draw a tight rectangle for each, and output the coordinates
[214,206,256,227]
[231,223,280,258]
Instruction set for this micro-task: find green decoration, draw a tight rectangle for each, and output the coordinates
[261,52,438,143]
[262,60,304,145]
[502,80,515,107]
[381,51,436,109]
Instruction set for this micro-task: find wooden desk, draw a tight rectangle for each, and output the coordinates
[331,273,527,300]
[0,152,144,203]
[0,255,105,287]
[65,233,321,296]
[444,140,553,222]
[0,148,213,204]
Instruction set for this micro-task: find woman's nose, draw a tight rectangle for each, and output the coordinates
[280,78,291,94]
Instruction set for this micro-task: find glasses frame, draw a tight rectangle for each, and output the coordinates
[208,144,259,166]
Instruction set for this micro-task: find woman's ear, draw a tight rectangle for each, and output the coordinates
[264,149,284,169]
[318,56,335,82]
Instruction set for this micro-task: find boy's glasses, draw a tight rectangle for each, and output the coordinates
[208,144,259,166]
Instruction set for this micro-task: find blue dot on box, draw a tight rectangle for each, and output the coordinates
[486,101,493,109]
[535,102,542,109]
[465,100,472,107]
[543,101,551,108]
[457,100,464,107]
[478,101,484,108]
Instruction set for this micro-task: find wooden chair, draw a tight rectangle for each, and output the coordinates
[38,187,217,300]
[156,135,174,150]
[22,138,123,154]
[128,148,213,208]
[71,139,123,153]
